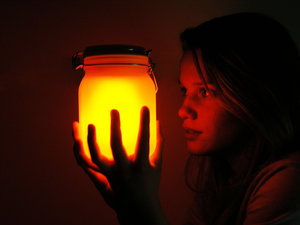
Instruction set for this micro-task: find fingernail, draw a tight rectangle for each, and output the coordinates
[111,109,119,117]
[142,106,149,115]
[88,124,94,133]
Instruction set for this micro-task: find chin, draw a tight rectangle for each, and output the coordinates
[186,141,213,155]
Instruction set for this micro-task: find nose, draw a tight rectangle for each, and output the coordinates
[178,98,197,120]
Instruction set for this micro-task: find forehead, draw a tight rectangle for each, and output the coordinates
[179,50,211,85]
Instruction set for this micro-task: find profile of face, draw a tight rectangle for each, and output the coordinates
[178,50,246,155]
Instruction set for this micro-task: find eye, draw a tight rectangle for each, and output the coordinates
[180,87,187,96]
[198,87,209,97]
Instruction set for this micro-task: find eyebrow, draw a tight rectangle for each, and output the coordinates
[178,79,209,86]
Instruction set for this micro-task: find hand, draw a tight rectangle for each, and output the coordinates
[72,107,167,224]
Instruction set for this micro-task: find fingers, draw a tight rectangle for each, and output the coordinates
[73,121,110,174]
[72,121,80,141]
[135,106,150,166]
[72,122,101,171]
[110,110,128,168]
[150,120,164,169]
[87,124,110,173]
[83,167,115,207]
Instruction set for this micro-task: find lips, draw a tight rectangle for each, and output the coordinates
[183,127,202,140]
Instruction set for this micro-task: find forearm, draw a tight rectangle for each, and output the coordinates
[117,197,169,225]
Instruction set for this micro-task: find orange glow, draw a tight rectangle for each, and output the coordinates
[78,54,157,161]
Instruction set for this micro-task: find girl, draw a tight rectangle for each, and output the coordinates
[72,12,300,225]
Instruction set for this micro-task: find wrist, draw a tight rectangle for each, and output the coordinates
[116,197,168,225]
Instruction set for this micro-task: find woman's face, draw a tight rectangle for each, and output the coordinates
[178,50,245,155]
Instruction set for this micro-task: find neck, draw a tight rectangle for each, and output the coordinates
[215,132,259,182]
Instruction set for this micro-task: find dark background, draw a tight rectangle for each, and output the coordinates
[1,0,299,224]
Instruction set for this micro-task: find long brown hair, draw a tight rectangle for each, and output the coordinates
[180,12,300,225]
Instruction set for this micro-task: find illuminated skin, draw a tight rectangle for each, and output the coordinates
[72,108,168,225]
[178,50,245,155]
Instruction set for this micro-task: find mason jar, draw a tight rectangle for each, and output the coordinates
[73,45,157,160]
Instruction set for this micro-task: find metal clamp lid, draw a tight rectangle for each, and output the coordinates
[72,45,153,69]
[72,45,158,92]
[72,51,84,70]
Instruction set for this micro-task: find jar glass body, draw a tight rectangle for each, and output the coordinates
[78,54,157,160]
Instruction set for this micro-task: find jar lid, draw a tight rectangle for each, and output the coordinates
[73,45,152,70]
[83,45,149,57]
[72,44,157,91]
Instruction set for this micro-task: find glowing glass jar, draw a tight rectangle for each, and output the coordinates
[73,45,157,160]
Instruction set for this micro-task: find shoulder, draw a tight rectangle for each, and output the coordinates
[249,152,300,198]
[241,152,300,225]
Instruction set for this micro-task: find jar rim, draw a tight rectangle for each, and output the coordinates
[83,45,149,57]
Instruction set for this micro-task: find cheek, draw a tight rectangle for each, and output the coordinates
[197,106,243,152]
[212,112,244,149]
[186,99,246,154]
[196,102,226,131]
